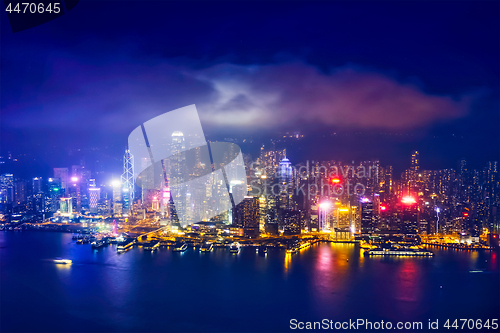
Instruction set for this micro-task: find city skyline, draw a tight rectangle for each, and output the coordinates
[1,2,498,332]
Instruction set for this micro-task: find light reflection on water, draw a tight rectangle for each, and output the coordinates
[0,231,498,333]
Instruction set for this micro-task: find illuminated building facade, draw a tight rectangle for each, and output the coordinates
[89,187,100,214]
[121,149,135,202]
[233,196,259,237]
[59,197,73,216]
[0,174,14,204]
[53,168,69,191]
[360,198,374,236]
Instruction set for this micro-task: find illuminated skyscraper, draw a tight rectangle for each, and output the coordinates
[59,197,73,216]
[89,187,100,214]
[32,177,43,194]
[319,202,331,232]
[53,168,69,190]
[400,196,418,235]
[170,131,187,225]
[279,157,294,210]
[112,181,122,216]
[121,149,135,201]
[233,196,259,237]
[360,198,374,236]
[14,178,27,204]
[0,174,14,204]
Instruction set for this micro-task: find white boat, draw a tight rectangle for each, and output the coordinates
[54,258,72,264]
[200,242,214,252]
[173,243,188,252]
[229,242,240,254]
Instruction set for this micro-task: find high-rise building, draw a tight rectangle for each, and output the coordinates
[112,181,122,216]
[32,177,43,194]
[360,198,374,236]
[170,131,188,226]
[400,196,418,235]
[53,168,69,190]
[89,187,100,214]
[233,196,259,237]
[121,149,135,202]
[0,174,14,204]
[14,178,27,204]
[59,197,73,216]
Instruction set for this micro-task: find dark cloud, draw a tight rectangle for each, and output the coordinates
[1,59,473,135]
[198,63,472,130]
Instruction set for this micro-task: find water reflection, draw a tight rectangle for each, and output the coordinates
[284,253,292,274]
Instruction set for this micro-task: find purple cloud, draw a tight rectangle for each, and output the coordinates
[2,59,471,134]
[197,62,471,130]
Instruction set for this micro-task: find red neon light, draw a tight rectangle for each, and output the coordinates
[331,178,341,184]
[380,205,387,211]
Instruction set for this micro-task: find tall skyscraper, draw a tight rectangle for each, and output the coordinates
[360,198,374,236]
[89,187,100,214]
[14,178,27,204]
[112,181,122,216]
[170,131,188,226]
[53,168,69,190]
[0,174,14,204]
[32,177,43,194]
[400,196,418,235]
[121,149,135,201]
[233,196,259,237]
[279,157,294,210]
[59,197,73,216]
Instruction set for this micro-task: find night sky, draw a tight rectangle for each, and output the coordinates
[1,1,499,176]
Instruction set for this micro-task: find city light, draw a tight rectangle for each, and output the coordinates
[360,197,370,203]
[111,180,121,187]
[401,196,416,204]
[71,176,78,182]
[319,202,331,209]
[380,204,387,211]
[331,177,341,184]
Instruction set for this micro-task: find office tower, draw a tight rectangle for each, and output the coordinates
[14,178,27,204]
[53,168,69,190]
[379,203,390,230]
[122,188,130,213]
[278,157,294,210]
[336,206,351,229]
[89,187,100,214]
[32,192,45,214]
[233,196,259,237]
[69,176,81,213]
[169,131,188,225]
[360,198,374,236]
[121,149,135,201]
[400,196,418,235]
[318,202,331,232]
[411,151,419,174]
[71,165,82,178]
[32,177,43,194]
[112,181,122,216]
[59,197,73,216]
[264,195,279,235]
[279,157,293,183]
[0,174,14,204]
[47,179,61,213]
[283,209,301,235]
